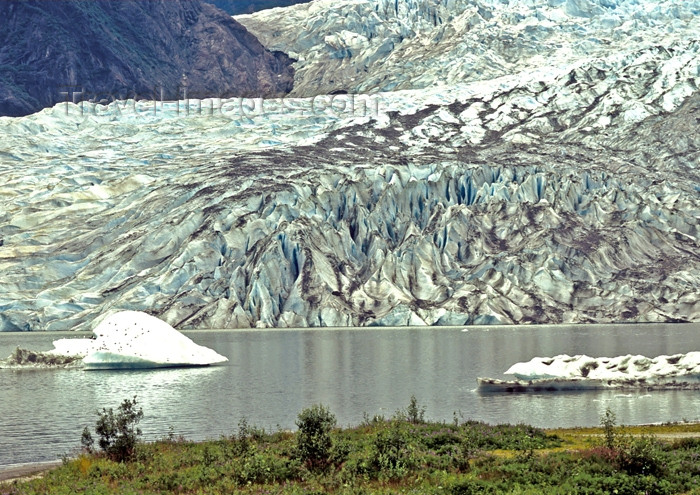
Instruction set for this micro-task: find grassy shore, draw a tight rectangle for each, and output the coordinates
[2,409,700,495]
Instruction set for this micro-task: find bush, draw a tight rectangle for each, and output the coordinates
[361,412,386,426]
[81,396,144,462]
[295,404,336,471]
[450,478,498,494]
[672,437,700,450]
[600,408,617,450]
[460,421,555,451]
[618,436,666,477]
[233,452,301,485]
[370,422,415,480]
[393,395,426,423]
[597,407,666,479]
[232,417,266,457]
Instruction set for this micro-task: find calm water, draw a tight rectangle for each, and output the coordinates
[0,323,698,469]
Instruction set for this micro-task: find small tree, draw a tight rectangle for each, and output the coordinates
[82,397,144,462]
[600,407,617,450]
[405,395,426,424]
[394,395,426,423]
[81,426,95,453]
[295,404,336,471]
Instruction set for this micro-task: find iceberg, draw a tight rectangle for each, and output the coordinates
[48,311,228,370]
[477,352,700,392]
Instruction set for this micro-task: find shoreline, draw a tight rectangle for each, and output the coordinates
[0,460,63,484]
[0,321,699,333]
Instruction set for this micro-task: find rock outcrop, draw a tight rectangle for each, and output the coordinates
[0,0,294,117]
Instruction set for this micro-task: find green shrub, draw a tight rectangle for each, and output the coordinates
[618,436,666,477]
[600,408,617,450]
[232,417,266,457]
[81,397,144,462]
[361,412,386,426]
[450,478,498,494]
[672,437,700,450]
[393,395,427,423]
[233,452,300,485]
[370,422,415,480]
[460,421,555,451]
[422,429,461,451]
[329,437,351,466]
[295,404,336,471]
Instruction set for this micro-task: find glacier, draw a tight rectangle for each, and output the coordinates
[0,0,698,330]
[1,311,228,368]
[237,0,700,96]
[477,352,700,391]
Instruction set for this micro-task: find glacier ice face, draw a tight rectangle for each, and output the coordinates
[0,1,698,331]
[49,311,228,369]
[478,352,700,391]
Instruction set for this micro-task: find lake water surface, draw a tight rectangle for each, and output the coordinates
[1,323,698,469]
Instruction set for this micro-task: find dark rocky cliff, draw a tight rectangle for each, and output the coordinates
[0,0,295,117]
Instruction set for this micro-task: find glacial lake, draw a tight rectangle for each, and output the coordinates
[1,323,699,469]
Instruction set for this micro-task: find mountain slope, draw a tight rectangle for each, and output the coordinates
[0,0,294,117]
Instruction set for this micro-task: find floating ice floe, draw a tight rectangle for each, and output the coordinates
[5,311,228,370]
[477,352,700,392]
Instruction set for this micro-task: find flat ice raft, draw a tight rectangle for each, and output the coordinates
[477,352,700,392]
[51,311,228,370]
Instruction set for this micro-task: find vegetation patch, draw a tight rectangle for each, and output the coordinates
[3,402,700,495]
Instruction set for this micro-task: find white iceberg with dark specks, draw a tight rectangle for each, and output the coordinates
[49,311,228,369]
